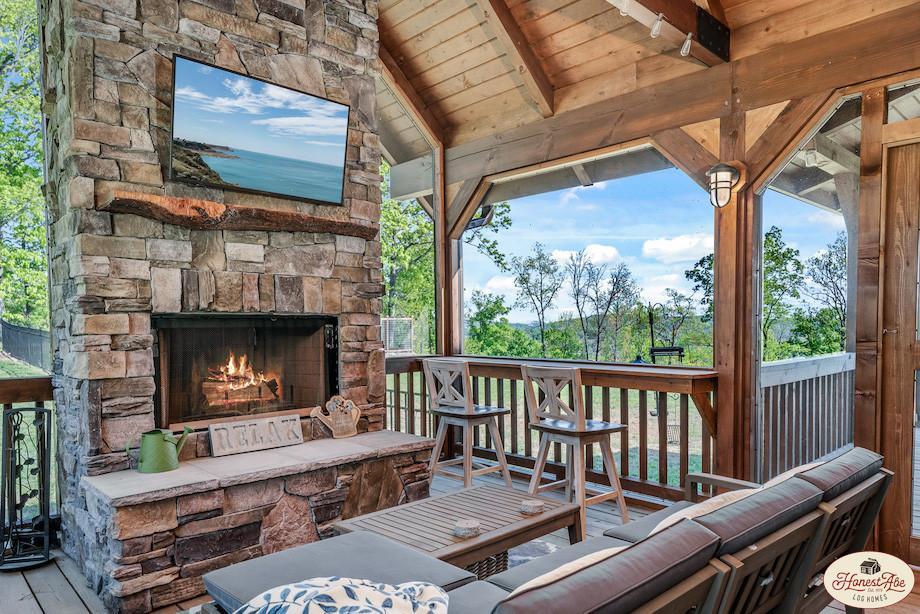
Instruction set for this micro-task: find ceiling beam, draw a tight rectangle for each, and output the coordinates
[812,133,860,173]
[379,44,443,146]
[474,0,555,117]
[571,164,593,186]
[605,0,729,66]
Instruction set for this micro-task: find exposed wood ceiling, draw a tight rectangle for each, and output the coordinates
[375,0,916,165]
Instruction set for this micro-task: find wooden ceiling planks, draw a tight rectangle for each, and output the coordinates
[377,0,919,152]
[378,0,540,144]
[730,0,916,59]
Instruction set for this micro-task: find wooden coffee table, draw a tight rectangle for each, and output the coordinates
[333,485,581,578]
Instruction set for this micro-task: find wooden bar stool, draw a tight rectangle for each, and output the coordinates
[521,365,630,539]
[422,358,513,488]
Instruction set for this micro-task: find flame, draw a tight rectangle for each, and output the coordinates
[209,353,269,390]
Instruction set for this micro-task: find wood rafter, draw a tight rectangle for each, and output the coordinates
[473,0,554,118]
[605,0,728,67]
[379,44,443,146]
[571,164,593,187]
[652,127,719,189]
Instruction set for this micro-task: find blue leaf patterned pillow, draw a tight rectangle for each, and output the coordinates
[234,576,449,614]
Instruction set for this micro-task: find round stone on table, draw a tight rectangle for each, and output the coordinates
[453,518,481,538]
[520,499,545,515]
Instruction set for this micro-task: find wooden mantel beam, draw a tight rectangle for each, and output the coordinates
[474,0,555,118]
[605,0,729,66]
[379,44,443,146]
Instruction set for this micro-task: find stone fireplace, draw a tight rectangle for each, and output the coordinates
[40,0,431,611]
[153,314,339,427]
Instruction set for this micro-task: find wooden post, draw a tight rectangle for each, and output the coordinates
[853,88,886,454]
[714,86,756,480]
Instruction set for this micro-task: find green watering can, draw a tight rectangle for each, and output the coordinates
[134,427,192,473]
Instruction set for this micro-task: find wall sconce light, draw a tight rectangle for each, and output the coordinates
[706,163,741,208]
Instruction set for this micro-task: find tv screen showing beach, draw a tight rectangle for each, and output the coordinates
[170,57,349,205]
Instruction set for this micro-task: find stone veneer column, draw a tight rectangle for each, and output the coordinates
[39,0,385,587]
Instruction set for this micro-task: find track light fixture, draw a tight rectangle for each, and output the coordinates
[680,32,693,57]
[650,13,664,38]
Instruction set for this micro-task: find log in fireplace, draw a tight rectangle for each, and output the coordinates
[153,315,339,428]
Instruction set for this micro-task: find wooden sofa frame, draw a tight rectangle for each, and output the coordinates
[682,466,893,614]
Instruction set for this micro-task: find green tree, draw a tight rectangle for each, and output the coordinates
[544,317,583,360]
[380,161,512,353]
[685,253,714,322]
[762,226,804,358]
[464,291,539,358]
[805,232,847,350]
[0,0,47,329]
[511,243,565,356]
[788,307,843,356]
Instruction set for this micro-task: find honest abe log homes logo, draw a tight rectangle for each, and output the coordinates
[209,414,305,457]
[824,551,914,608]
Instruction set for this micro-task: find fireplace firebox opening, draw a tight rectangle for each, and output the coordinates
[153,314,339,429]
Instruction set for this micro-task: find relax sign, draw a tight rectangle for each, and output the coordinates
[209,415,304,457]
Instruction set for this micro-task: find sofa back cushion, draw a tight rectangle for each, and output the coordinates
[795,447,883,501]
[692,477,823,555]
[492,520,719,614]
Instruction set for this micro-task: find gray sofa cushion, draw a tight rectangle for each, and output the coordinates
[491,520,719,613]
[203,531,475,613]
[488,536,630,592]
[602,500,695,543]
[693,477,823,555]
[796,447,884,501]
[447,581,509,614]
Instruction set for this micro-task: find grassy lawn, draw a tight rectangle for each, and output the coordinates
[0,352,47,377]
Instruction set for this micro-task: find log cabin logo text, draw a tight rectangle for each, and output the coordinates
[209,415,304,457]
[824,551,913,608]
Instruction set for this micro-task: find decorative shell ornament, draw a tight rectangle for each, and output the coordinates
[312,395,361,438]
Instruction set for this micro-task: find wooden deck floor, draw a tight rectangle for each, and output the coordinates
[5,470,919,613]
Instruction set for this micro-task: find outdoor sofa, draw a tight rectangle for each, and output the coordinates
[203,447,890,613]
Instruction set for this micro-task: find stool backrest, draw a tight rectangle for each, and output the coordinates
[422,358,474,414]
[521,365,586,430]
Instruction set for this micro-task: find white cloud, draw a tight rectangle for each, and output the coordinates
[174,77,346,120]
[642,233,714,264]
[806,210,846,231]
[642,273,685,303]
[252,115,348,137]
[552,243,621,266]
[559,181,608,205]
[483,275,516,295]
[304,140,341,146]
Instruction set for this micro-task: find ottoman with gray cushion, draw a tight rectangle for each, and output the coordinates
[203,531,476,612]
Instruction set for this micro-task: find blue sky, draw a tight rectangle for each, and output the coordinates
[462,167,845,323]
[172,58,348,167]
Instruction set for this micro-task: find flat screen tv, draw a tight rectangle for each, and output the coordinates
[169,56,349,206]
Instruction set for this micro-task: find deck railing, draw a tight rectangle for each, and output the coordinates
[758,352,855,481]
[385,355,717,502]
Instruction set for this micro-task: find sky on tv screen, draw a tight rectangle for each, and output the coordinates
[171,57,349,203]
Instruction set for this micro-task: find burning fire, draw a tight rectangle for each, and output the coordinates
[209,353,269,390]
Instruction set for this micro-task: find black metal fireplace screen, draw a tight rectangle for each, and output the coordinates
[153,315,339,427]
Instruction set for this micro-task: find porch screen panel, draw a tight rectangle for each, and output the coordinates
[756,96,861,482]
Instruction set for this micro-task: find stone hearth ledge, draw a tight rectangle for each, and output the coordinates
[83,431,434,507]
